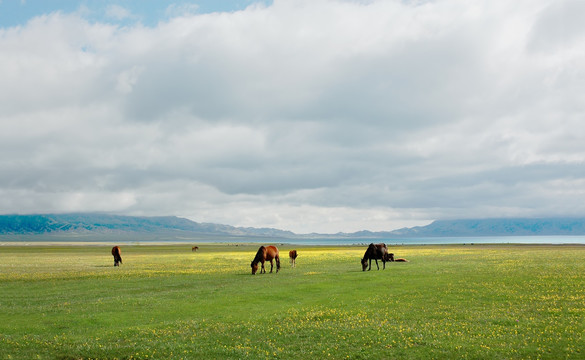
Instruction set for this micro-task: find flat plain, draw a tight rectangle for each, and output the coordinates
[1,243,584,359]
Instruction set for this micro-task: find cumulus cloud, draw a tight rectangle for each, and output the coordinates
[1,0,584,233]
[106,5,134,21]
[165,4,200,18]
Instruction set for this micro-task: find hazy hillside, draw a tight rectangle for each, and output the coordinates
[0,213,295,239]
[2,214,585,241]
[389,218,585,237]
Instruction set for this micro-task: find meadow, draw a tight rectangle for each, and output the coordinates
[1,243,584,359]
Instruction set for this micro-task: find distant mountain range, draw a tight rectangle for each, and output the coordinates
[387,218,585,237]
[2,214,585,241]
[0,213,295,241]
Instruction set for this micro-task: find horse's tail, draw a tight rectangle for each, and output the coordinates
[276,255,281,272]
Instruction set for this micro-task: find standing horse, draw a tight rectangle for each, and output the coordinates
[361,243,389,271]
[192,246,199,252]
[289,250,298,267]
[111,246,122,267]
[251,245,280,275]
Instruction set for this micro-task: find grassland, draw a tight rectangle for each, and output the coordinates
[1,243,584,359]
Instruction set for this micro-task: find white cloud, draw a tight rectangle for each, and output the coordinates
[106,5,134,21]
[116,66,145,94]
[165,4,200,18]
[1,0,584,233]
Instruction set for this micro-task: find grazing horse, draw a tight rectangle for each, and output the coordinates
[251,245,280,275]
[111,246,122,267]
[361,243,389,271]
[388,253,408,262]
[192,246,199,252]
[289,250,298,267]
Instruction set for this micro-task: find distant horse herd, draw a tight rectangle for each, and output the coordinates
[110,243,407,274]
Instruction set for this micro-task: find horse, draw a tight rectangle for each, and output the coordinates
[111,246,122,267]
[388,253,408,262]
[192,246,199,252]
[361,243,389,271]
[251,245,280,275]
[289,250,298,267]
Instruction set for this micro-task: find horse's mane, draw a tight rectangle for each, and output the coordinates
[252,246,266,264]
[363,243,373,256]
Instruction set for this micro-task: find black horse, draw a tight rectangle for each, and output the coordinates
[361,243,389,271]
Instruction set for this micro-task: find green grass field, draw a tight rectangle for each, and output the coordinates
[1,243,584,359]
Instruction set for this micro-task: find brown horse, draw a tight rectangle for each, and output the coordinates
[289,250,298,267]
[192,246,199,252]
[361,243,389,271]
[251,245,280,275]
[388,253,408,262]
[111,246,122,267]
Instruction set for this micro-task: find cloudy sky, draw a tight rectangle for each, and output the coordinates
[1,0,584,234]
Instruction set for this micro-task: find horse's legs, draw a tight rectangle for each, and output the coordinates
[261,260,266,274]
[382,259,386,270]
[368,259,372,271]
[374,259,379,270]
[269,259,274,273]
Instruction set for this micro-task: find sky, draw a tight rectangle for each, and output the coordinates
[1,0,584,234]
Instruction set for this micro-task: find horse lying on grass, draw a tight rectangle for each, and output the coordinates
[388,253,408,262]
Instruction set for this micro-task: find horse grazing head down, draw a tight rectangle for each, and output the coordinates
[111,246,122,267]
[251,261,258,274]
[251,245,280,275]
[361,243,389,271]
[360,257,368,271]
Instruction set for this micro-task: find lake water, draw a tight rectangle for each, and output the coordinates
[256,236,585,246]
[122,235,585,246]
[3,235,585,246]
